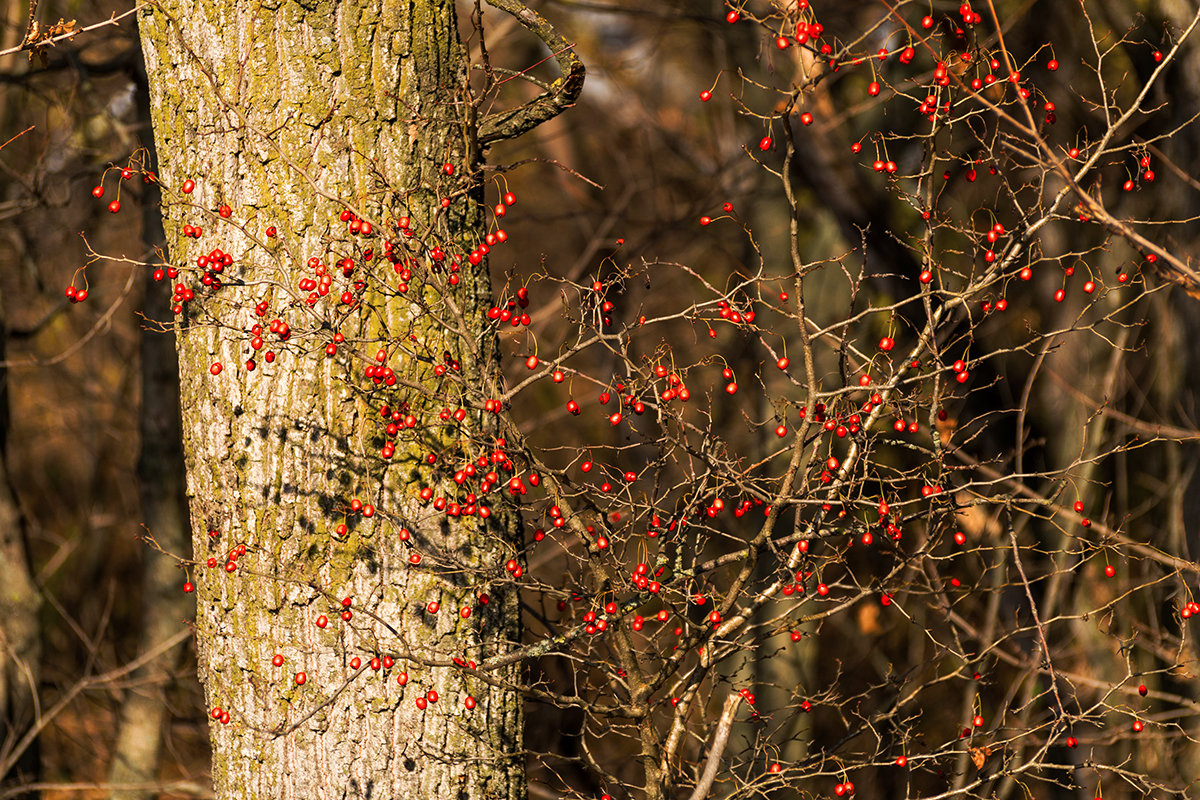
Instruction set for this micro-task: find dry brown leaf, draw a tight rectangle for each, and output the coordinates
[969,745,993,770]
[24,18,77,66]
[936,413,958,446]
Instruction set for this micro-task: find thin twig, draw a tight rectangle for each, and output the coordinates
[0,5,146,58]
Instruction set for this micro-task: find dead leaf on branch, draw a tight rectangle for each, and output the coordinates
[969,745,993,770]
[23,17,78,67]
[935,412,958,446]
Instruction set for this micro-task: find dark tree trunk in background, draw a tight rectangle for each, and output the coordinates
[107,82,192,797]
[0,299,42,799]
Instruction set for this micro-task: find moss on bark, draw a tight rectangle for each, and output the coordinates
[137,0,524,797]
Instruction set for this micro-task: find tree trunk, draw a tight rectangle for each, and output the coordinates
[136,1,528,797]
[0,284,41,798]
[0,445,40,797]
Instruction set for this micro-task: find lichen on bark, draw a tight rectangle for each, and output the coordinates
[136,0,533,797]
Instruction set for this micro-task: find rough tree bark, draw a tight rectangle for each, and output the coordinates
[136,0,580,797]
